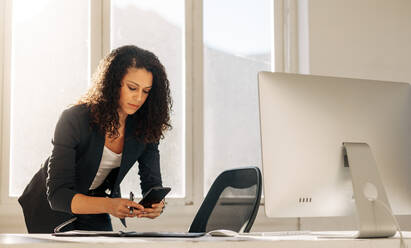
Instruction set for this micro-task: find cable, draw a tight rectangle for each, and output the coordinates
[370,198,407,248]
[53,217,78,233]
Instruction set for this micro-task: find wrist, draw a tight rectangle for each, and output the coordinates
[103,197,113,214]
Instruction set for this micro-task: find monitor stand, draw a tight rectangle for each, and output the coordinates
[343,142,396,238]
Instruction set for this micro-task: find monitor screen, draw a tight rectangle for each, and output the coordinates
[258,72,411,218]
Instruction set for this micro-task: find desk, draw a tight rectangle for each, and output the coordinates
[1,232,410,248]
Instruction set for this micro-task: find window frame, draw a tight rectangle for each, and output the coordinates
[1,0,14,209]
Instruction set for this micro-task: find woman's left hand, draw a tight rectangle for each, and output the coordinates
[137,201,165,219]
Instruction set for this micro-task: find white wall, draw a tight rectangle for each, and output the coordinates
[308,0,411,83]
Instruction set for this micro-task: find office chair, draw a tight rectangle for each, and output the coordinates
[189,166,262,233]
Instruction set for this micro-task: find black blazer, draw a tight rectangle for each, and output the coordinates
[18,104,162,233]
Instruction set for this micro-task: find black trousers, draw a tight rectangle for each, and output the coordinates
[73,213,113,231]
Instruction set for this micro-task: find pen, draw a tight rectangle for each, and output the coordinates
[129,191,134,214]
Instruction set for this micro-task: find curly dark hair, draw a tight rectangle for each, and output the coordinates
[78,45,172,143]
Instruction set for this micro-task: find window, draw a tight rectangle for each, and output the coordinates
[203,0,272,194]
[9,0,89,196]
[110,0,185,198]
[5,0,274,203]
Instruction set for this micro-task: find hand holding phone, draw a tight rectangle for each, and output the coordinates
[139,186,171,208]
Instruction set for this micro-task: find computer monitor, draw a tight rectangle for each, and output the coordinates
[257,72,411,221]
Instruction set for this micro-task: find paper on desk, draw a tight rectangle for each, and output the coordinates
[14,234,148,243]
[311,231,358,239]
[237,234,318,241]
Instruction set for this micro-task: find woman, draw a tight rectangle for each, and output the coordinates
[18,45,172,233]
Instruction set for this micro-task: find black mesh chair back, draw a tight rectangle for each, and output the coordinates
[189,166,262,233]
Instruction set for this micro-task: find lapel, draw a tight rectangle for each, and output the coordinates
[81,127,105,192]
[76,125,105,193]
[113,116,144,190]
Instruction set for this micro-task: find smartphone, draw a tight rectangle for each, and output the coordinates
[139,186,171,208]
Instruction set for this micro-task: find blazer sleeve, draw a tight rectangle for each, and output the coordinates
[137,142,163,195]
[46,108,81,214]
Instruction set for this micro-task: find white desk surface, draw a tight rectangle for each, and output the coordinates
[1,232,410,248]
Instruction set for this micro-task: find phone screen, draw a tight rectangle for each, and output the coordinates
[139,186,171,208]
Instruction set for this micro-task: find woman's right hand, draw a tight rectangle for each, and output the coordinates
[106,198,144,219]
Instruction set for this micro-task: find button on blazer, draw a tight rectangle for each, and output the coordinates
[18,104,163,233]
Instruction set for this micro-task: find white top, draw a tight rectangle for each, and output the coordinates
[89,146,122,190]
